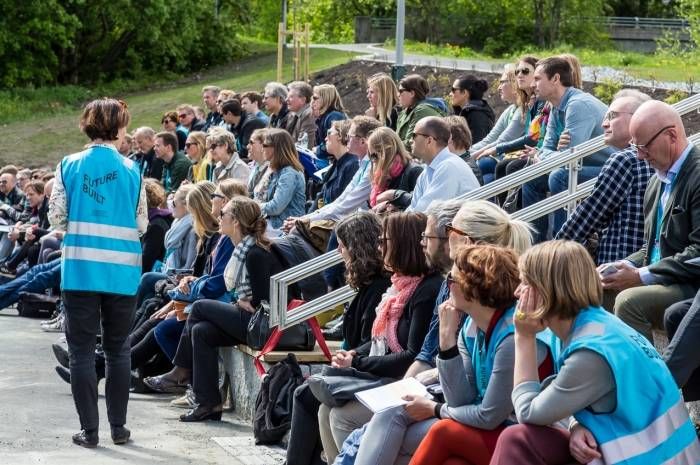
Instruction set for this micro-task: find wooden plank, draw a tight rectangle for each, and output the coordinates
[236,340,342,363]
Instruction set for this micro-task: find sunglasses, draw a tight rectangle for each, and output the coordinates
[411,132,433,141]
[515,68,531,76]
[208,143,219,151]
[185,142,197,148]
[210,193,225,200]
[398,88,409,94]
[451,86,463,92]
[178,114,188,119]
[445,223,469,237]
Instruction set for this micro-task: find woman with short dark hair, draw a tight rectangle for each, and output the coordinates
[396,74,444,151]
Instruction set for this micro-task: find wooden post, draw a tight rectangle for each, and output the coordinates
[304,23,310,81]
[277,22,285,82]
[294,24,301,81]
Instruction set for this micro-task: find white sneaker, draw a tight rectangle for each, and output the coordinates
[170,388,197,408]
[41,314,65,333]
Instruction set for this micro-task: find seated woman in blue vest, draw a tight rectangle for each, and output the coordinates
[259,129,306,231]
[353,244,555,465]
[144,196,286,422]
[490,240,700,465]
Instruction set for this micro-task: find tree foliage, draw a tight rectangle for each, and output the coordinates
[0,0,248,89]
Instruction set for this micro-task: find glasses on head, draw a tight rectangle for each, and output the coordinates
[208,143,219,151]
[411,132,433,141]
[603,110,633,122]
[421,232,445,241]
[210,193,225,200]
[445,223,469,238]
[446,272,457,289]
[629,125,674,154]
[515,68,531,76]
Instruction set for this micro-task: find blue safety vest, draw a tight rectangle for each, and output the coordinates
[460,305,559,402]
[60,145,143,295]
[559,306,700,465]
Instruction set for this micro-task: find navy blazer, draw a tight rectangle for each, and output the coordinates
[320,152,360,205]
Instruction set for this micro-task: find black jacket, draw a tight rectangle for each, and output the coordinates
[456,99,496,144]
[343,275,392,350]
[387,162,425,210]
[269,104,292,131]
[233,111,267,160]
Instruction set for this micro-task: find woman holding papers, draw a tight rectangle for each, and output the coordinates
[318,211,442,463]
[490,241,700,465]
[354,244,555,465]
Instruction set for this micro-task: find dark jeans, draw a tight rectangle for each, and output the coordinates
[0,259,60,310]
[286,383,325,465]
[63,290,136,431]
[323,231,345,291]
[664,293,700,401]
[173,299,251,407]
[153,316,186,361]
[130,317,164,369]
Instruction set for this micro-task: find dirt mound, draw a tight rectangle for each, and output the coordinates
[310,59,700,134]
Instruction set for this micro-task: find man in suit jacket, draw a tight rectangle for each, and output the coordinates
[600,100,700,341]
[286,81,316,148]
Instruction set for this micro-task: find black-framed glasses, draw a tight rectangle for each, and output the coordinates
[421,232,445,241]
[629,125,674,154]
[515,68,531,76]
[603,110,633,122]
[411,132,433,141]
[445,223,469,237]
[210,193,225,200]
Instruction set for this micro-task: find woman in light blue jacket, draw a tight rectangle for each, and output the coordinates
[260,129,306,230]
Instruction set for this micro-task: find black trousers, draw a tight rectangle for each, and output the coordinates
[173,299,251,408]
[63,291,136,431]
[664,292,700,401]
[286,383,325,465]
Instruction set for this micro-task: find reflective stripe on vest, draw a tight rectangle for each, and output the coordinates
[67,221,140,242]
[560,307,700,465]
[63,246,140,267]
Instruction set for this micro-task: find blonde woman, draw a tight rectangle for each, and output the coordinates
[367,127,422,212]
[207,127,250,184]
[491,240,700,465]
[311,84,347,167]
[184,131,212,183]
[366,72,400,130]
[246,128,271,202]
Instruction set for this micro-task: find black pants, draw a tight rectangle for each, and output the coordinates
[173,299,251,408]
[6,240,40,270]
[63,291,136,431]
[664,292,700,401]
[286,383,325,465]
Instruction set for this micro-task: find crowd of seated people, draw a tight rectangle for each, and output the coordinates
[3,53,700,461]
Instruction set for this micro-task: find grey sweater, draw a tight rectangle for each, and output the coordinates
[470,105,525,153]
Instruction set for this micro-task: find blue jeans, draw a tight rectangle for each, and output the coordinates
[153,316,185,361]
[0,259,61,310]
[476,156,499,184]
[548,165,600,236]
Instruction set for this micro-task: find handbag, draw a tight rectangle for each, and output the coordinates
[307,365,393,408]
[247,299,333,375]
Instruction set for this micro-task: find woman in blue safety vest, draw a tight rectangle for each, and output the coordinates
[48,98,147,448]
[490,240,700,465]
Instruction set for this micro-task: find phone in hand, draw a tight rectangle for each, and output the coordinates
[600,264,618,277]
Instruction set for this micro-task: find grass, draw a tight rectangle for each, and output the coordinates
[385,39,700,83]
[0,47,357,168]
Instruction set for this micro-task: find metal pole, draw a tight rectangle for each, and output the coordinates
[566,147,581,219]
[392,0,406,81]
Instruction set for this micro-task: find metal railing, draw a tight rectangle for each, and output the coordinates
[270,93,700,330]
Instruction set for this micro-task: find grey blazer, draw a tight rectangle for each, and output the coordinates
[626,145,700,286]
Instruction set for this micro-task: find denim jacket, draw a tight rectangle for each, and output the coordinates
[261,165,306,228]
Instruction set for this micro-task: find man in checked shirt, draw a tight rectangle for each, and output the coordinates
[556,90,653,264]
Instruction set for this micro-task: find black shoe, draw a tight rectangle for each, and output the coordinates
[52,343,70,369]
[179,404,223,422]
[55,366,71,384]
[72,429,98,448]
[110,425,130,445]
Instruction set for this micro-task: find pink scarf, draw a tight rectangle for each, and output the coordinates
[371,274,423,353]
[369,156,405,207]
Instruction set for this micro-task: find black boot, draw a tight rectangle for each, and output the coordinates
[55,364,105,385]
[110,425,131,445]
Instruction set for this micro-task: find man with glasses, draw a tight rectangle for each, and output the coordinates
[386,117,479,212]
[176,104,205,132]
[600,100,700,344]
[556,90,653,264]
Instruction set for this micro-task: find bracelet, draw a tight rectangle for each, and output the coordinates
[433,402,443,419]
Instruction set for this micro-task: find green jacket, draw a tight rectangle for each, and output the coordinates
[162,151,191,193]
[396,102,444,151]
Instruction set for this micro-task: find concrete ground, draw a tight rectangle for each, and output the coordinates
[0,309,254,465]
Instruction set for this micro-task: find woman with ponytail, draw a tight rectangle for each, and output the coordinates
[144,196,284,422]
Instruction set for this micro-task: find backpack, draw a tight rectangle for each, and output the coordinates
[422,97,449,115]
[253,353,305,444]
